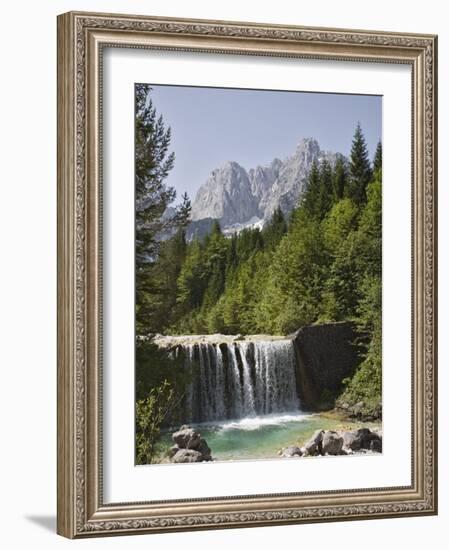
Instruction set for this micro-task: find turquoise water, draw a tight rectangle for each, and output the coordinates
[161,413,380,462]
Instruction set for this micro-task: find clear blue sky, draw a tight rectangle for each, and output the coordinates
[145,84,382,205]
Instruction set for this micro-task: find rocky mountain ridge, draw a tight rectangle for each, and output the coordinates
[189,137,341,237]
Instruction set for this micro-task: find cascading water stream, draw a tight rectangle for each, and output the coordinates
[182,339,300,423]
[240,341,256,417]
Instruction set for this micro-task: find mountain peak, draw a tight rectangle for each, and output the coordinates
[295,137,320,153]
[222,159,243,170]
[190,138,341,234]
[191,160,258,225]
[210,160,244,177]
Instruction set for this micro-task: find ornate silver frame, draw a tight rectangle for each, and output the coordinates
[57,11,438,538]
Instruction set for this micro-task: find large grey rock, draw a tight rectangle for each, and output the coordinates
[172,426,202,450]
[342,431,360,451]
[196,438,212,461]
[280,446,303,458]
[303,429,324,456]
[370,438,382,453]
[168,445,180,458]
[342,428,382,452]
[171,426,213,462]
[171,449,204,463]
[355,428,376,449]
[321,431,344,455]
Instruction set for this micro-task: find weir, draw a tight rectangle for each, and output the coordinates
[180,340,300,423]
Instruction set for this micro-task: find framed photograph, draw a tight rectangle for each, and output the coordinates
[57,11,438,538]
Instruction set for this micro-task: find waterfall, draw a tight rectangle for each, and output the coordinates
[182,339,300,423]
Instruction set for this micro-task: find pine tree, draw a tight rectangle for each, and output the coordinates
[225,234,238,278]
[262,207,287,250]
[135,84,191,335]
[318,159,334,216]
[176,240,207,310]
[135,84,175,264]
[235,228,262,262]
[135,85,191,264]
[302,159,334,220]
[202,221,227,306]
[373,141,382,174]
[346,123,373,205]
[301,160,321,218]
[332,154,348,200]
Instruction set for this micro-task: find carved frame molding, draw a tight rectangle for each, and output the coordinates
[57,11,437,538]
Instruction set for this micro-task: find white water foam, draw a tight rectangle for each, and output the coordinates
[216,412,315,431]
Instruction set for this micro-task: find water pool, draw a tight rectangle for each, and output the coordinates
[160,412,380,462]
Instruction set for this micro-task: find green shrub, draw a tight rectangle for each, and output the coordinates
[136,380,175,465]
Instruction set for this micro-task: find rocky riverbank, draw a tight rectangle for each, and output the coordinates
[166,423,381,464]
[278,427,382,458]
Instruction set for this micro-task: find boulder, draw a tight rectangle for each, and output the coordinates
[303,429,324,456]
[280,446,303,458]
[171,449,204,463]
[172,425,202,450]
[196,438,212,461]
[343,428,382,452]
[321,431,343,455]
[356,428,378,449]
[170,426,213,462]
[168,445,180,458]
[370,437,382,453]
[342,430,362,451]
[341,428,380,451]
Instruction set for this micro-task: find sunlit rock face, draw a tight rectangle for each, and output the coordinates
[189,138,340,236]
